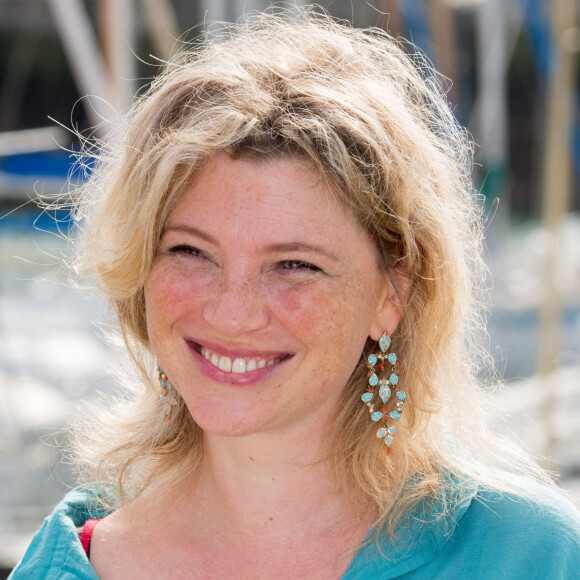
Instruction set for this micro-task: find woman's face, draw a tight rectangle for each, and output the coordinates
[145,153,400,438]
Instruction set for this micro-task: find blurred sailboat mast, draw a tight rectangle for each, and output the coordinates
[476,0,509,217]
[46,0,114,133]
[538,0,578,466]
[47,0,180,136]
[98,0,137,112]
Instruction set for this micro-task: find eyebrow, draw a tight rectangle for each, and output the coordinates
[163,225,340,263]
[264,242,340,263]
[163,225,217,244]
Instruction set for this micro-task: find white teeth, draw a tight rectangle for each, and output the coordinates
[200,345,282,374]
[218,356,232,372]
[232,358,246,373]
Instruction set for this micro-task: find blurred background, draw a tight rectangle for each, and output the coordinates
[0,0,579,575]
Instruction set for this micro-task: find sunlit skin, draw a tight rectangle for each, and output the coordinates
[90,153,405,579]
[145,152,402,441]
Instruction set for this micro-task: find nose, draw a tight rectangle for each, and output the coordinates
[201,271,270,336]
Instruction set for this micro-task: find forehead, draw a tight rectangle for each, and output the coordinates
[166,153,369,249]
[183,152,327,203]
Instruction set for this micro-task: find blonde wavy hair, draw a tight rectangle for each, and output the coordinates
[71,8,549,539]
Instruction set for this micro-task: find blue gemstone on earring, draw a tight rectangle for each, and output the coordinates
[388,353,397,364]
[369,374,379,387]
[388,427,397,435]
[158,396,164,403]
[368,353,378,366]
[389,411,401,420]
[390,373,398,385]
[379,334,391,353]
[361,392,373,403]
[396,391,406,401]
[385,436,393,445]
[379,385,391,403]
[371,411,383,421]
[377,427,387,438]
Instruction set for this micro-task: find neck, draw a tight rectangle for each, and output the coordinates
[172,422,372,543]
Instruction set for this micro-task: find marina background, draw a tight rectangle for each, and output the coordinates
[1,0,579,575]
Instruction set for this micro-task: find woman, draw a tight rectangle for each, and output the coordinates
[11,9,580,579]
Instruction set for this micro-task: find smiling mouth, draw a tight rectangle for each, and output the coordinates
[199,345,289,374]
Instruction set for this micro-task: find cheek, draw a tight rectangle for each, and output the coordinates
[274,277,375,337]
[274,283,371,370]
[144,265,208,339]
[271,285,339,335]
[277,288,367,411]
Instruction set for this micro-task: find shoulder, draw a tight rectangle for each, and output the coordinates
[343,476,580,579]
[467,476,580,534]
[9,485,112,580]
[430,477,580,579]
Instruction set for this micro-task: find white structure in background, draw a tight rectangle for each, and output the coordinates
[0,0,181,197]
[46,0,118,132]
[199,0,305,24]
[1,0,180,149]
[476,0,508,189]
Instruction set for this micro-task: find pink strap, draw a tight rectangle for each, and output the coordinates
[80,519,101,557]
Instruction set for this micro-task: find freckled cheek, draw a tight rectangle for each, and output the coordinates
[272,286,360,351]
[144,267,215,332]
[270,286,326,336]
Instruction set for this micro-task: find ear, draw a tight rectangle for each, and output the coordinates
[369,270,412,341]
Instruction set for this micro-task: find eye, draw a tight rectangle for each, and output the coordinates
[168,244,207,259]
[277,260,322,273]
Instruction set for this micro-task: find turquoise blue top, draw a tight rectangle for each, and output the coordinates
[9,477,580,579]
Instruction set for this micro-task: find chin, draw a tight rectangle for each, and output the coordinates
[186,401,277,438]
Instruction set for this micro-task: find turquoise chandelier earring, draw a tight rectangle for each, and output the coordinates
[361,332,406,453]
[157,364,176,421]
